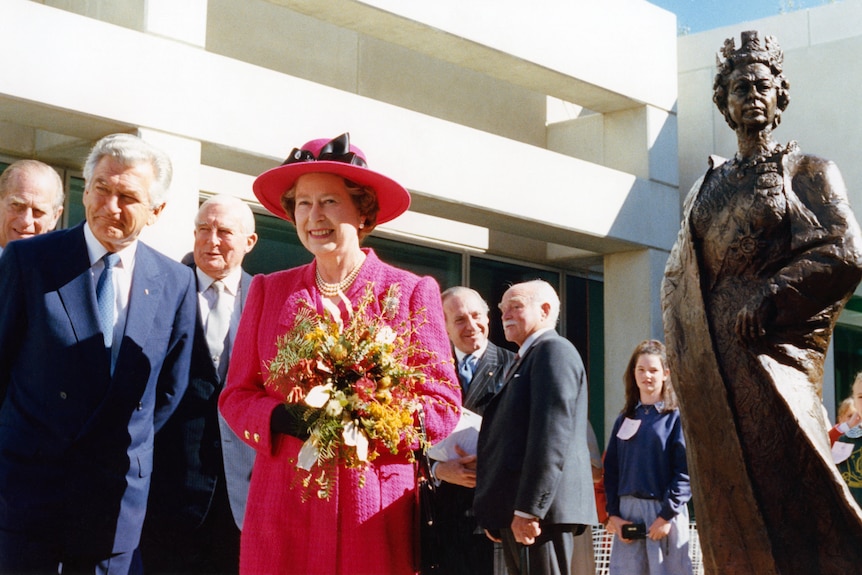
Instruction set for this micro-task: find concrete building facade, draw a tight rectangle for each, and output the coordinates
[6,0,862,438]
[1,0,676,443]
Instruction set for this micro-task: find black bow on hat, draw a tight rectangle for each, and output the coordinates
[282,133,367,168]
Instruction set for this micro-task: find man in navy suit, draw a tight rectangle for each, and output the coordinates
[474,280,597,575]
[0,133,197,574]
[422,286,515,575]
[141,195,258,574]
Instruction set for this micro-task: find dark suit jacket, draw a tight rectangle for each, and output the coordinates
[147,264,256,533]
[433,341,516,527]
[463,341,516,416]
[473,330,597,530]
[0,223,196,557]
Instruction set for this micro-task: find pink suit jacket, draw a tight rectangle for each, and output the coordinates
[219,249,460,575]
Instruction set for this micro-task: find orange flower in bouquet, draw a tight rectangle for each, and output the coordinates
[265,282,448,500]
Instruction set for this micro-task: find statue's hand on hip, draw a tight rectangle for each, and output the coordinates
[736,292,776,344]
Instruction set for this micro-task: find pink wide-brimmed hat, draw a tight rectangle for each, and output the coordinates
[253,133,411,224]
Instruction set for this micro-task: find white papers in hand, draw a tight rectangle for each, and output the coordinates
[427,407,482,461]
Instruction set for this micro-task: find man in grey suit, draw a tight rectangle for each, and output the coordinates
[474,280,597,575]
[422,286,515,575]
[141,195,258,574]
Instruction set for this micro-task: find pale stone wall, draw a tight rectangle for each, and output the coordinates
[3,0,680,442]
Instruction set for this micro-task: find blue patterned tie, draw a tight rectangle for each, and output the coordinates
[458,354,477,391]
[96,252,120,348]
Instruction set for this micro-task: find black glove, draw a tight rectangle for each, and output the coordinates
[270,404,319,439]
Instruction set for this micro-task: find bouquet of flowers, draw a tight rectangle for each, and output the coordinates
[265,282,442,500]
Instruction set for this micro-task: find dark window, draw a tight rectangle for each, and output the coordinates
[242,215,310,275]
[242,212,462,288]
[567,274,605,442]
[65,176,86,228]
[468,256,559,352]
[364,235,461,290]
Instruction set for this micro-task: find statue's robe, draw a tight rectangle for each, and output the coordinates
[662,146,862,575]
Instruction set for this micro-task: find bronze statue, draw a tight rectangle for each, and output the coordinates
[662,31,862,574]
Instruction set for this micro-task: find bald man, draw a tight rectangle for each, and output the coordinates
[141,195,259,574]
[475,280,597,575]
[0,159,64,254]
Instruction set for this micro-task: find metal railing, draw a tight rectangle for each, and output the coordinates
[592,523,703,575]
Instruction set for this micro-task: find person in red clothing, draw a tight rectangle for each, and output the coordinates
[829,374,862,445]
[219,133,460,575]
[833,373,862,507]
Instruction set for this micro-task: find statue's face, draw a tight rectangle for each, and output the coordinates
[726,62,778,132]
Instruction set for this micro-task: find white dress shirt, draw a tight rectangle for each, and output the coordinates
[453,341,488,365]
[196,266,242,376]
[84,222,136,368]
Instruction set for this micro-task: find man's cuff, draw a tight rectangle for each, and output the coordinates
[430,461,442,486]
[514,510,539,520]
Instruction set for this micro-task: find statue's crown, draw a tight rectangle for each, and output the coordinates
[717,30,783,70]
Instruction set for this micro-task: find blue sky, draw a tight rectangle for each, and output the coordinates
[648,0,837,34]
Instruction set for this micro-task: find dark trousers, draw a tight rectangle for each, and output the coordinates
[499,525,585,575]
[0,528,138,575]
[138,479,240,575]
[420,482,495,575]
[422,523,494,575]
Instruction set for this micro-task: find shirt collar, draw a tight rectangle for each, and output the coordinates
[518,327,553,357]
[196,265,242,296]
[84,222,137,268]
[636,400,665,412]
[454,340,488,363]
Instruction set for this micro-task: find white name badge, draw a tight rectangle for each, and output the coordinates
[833,441,854,464]
[616,417,641,440]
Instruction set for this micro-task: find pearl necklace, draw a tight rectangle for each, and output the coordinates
[315,260,363,298]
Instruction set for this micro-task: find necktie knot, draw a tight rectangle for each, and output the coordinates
[458,354,477,389]
[504,353,521,380]
[103,252,120,270]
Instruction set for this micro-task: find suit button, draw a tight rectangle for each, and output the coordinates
[244,430,251,440]
[137,402,144,411]
[253,433,261,443]
[59,392,67,400]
